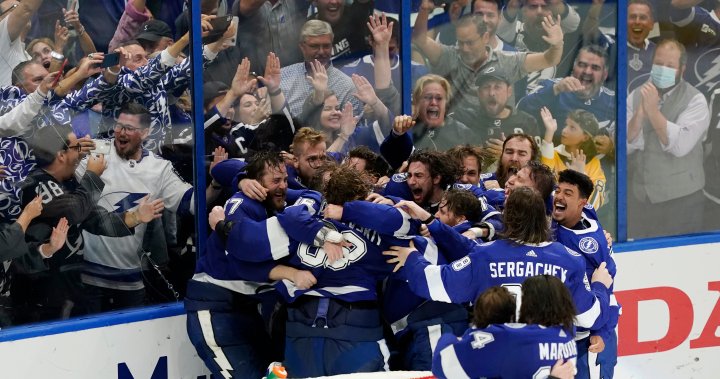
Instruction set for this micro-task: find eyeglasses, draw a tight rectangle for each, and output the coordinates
[457,37,482,48]
[0,3,18,19]
[114,123,144,133]
[65,144,83,153]
[421,95,445,103]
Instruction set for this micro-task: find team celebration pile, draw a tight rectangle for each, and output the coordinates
[1,0,719,378]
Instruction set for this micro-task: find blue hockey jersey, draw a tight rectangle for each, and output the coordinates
[337,201,466,334]
[670,6,720,97]
[517,78,616,133]
[400,220,612,332]
[382,175,504,235]
[194,191,281,291]
[191,190,322,297]
[627,41,655,94]
[218,198,440,304]
[552,205,620,339]
[432,323,577,379]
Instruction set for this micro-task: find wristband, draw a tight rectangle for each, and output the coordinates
[422,214,435,224]
[38,244,52,258]
[105,66,121,76]
[268,87,282,97]
[325,230,343,244]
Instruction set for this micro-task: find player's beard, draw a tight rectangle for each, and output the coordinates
[498,161,521,188]
[264,188,287,212]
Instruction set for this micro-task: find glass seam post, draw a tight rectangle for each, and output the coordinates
[401,0,412,115]
[190,1,208,256]
[616,1,628,242]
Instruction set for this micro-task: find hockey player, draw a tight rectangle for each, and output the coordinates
[552,169,619,379]
[433,277,579,379]
[185,151,319,379]
[325,187,472,371]
[383,150,459,213]
[213,164,447,377]
[447,144,506,211]
[385,186,614,334]
[434,189,483,234]
[383,150,503,241]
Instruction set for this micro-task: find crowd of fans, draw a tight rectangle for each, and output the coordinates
[0,0,718,377]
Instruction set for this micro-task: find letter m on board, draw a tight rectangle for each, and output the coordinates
[117,356,168,379]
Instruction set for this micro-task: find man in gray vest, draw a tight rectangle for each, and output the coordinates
[627,39,710,239]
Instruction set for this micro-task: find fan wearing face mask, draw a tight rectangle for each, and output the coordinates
[626,38,710,239]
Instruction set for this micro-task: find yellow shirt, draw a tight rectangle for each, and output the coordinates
[540,142,607,209]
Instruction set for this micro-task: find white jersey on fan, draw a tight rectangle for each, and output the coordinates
[75,141,191,290]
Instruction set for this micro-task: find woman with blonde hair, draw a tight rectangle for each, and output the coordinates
[390,74,481,152]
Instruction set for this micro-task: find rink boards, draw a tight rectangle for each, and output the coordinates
[0,242,718,379]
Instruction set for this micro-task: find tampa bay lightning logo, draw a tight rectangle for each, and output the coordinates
[102,192,149,213]
[392,173,408,183]
[579,237,599,254]
[693,47,720,92]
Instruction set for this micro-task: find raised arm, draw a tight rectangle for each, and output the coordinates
[0,73,54,137]
[380,115,416,170]
[54,55,104,98]
[216,58,257,117]
[412,0,446,66]
[327,102,358,153]
[352,74,389,127]
[63,4,97,55]
[6,0,43,42]
[570,258,613,331]
[107,0,151,51]
[257,52,286,113]
[368,13,393,91]
[522,14,564,73]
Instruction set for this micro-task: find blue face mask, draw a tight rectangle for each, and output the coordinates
[650,64,678,89]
